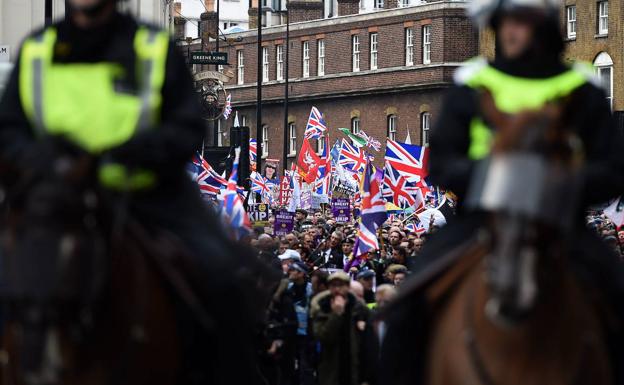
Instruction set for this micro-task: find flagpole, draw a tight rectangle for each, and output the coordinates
[282,0,290,176]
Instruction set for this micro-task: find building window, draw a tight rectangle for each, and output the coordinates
[262,125,269,157]
[237,50,244,85]
[594,52,613,109]
[352,35,360,72]
[217,119,224,146]
[276,44,284,81]
[262,47,270,83]
[218,64,224,73]
[387,115,397,141]
[598,1,608,35]
[317,136,325,154]
[318,39,325,76]
[421,112,431,147]
[423,25,431,64]
[302,41,310,78]
[351,117,360,135]
[566,6,576,39]
[405,28,414,66]
[289,123,297,154]
[241,115,247,127]
[370,33,378,70]
[400,0,410,5]
[374,0,384,8]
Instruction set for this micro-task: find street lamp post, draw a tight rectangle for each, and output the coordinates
[256,1,263,177]
[282,1,290,175]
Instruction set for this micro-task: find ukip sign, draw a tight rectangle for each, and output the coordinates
[274,209,295,236]
[332,198,351,223]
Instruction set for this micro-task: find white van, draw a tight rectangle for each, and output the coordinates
[0,63,14,98]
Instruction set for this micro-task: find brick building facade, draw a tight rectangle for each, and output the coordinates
[560,0,623,123]
[181,1,479,172]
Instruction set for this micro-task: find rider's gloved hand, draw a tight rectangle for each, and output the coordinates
[97,156,156,192]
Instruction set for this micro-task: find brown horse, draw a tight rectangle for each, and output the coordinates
[386,93,618,385]
[0,151,260,385]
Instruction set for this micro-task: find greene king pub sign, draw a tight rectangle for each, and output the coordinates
[190,51,228,65]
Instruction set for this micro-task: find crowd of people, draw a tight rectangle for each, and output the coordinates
[248,207,437,385]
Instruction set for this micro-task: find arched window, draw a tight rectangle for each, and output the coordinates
[289,123,297,155]
[421,112,431,147]
[262,125,269,157]
[351,117,361,135]
[387,115,397,141]
[594,52,613,109]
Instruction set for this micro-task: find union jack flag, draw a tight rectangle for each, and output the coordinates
[316,135,332,196]
[223,94,232,119]
[221,148,251,239]
[353,161,387,257]
[190,152,227,196]
[339,139,367,174]
[357,131,382,152]
[382,161,425,209]
[405,221,426,235]
[249,138,257,171]
[251,171,275,204]
[385,139,429,188]
[304,106,327,140]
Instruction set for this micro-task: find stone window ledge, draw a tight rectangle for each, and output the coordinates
[595,33,608,39]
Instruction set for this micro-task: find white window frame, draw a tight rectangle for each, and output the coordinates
[262,125,269,157]
[237,50,244,85]
[276,45,284,81]
[421,112,431,147]
[370,33,378,70]
[351,117,360,135]
[352,35,360,72]
[566,6,576,39]
[241,115,247,127]
[302,41,310,78]
[317,136,325,154]
[423,25,431,65]
[289,123,297,155]
[262,47,270,83]
[594,52,614,109]
[217,119,224,146]
[317,39,325,76]
[374,0,384,8]
[400,0,410,6]
[388,115,397,141]
[598,1,608,35]
[405,28,414,66]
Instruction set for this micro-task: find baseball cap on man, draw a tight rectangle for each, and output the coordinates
[327,271,350,284]
[279,249,302,261]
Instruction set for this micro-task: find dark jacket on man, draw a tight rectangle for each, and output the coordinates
[311,291,377,385]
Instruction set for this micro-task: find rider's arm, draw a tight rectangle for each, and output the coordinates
[0,53,37,168]
[428,86,478,200]
[107,40,204,176]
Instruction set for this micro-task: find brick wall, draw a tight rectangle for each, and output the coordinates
[560,0,622,111]
[182,3,476,170]
[338,0,360,16]
[290,0,324,23]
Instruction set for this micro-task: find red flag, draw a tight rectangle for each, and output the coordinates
[297,138,322,184]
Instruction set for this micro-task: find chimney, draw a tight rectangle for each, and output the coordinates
[200,11,219,42]
[289,0,324,23]
[173,2,185,40]
[337,0,360,16]
[384,0,399,8]
[248,7,259,30]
